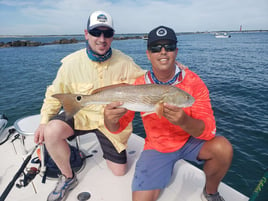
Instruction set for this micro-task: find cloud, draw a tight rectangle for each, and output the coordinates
[0,0,267,35]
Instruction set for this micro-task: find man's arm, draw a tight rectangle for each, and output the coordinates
[163,103,205,137]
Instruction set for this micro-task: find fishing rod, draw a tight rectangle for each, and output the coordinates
[249,168,268,201]
[0,144,39,201]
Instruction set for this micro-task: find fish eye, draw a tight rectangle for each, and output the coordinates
[76,95,82,101]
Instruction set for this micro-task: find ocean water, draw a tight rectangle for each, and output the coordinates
[0,32,268,199]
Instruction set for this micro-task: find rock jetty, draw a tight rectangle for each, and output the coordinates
[0,35,144,48]
[0,38,79,48]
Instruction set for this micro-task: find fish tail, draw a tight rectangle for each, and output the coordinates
[52,94,83,120]
[155,102,164,118]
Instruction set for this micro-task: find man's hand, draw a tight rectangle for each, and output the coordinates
[104,102,127,132]
[34,124,46,144]
[163,103,186,126]
[163,103,205,137]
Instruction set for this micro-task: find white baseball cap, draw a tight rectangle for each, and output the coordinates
[87,11,114,31]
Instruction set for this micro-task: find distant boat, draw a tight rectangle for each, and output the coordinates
[215,32,231,38]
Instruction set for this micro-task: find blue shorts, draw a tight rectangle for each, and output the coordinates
[132,137,205,191]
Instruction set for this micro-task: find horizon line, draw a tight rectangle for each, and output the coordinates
[1,29,268,38]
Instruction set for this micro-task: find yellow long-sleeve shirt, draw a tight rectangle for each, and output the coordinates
[40,48,145,152]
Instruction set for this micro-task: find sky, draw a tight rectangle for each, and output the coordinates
[0,0,267,35]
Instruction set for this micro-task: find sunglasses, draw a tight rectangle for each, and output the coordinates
[149,43,177,53]
[89,28,114,38]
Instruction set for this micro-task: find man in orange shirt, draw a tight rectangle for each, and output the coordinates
[104,26,233,201]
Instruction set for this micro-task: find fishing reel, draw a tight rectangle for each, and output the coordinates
[0,114,8,136]
[0,114,19,145]
[16,167,40,188]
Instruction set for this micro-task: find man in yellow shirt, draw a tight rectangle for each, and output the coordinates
[34,10,145,201]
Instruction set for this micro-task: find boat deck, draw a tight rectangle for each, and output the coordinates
[0,115,249,201]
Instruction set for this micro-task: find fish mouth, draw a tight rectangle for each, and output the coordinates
[188,97,195,106]
[181,96,195,107]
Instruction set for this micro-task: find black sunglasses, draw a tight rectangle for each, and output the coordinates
[89,28,114,38]
[149,44,177,53]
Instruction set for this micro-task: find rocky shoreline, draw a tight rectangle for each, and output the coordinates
[0,36,144,48]
[2,29,267,48]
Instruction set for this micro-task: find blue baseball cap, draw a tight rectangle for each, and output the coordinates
[147,26,177,47]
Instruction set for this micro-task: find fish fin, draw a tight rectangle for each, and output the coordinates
[91,83,130,94]
[141,102,164,118]
[155,102,164,118]
[141,112,155,117]
[52,93,84,120]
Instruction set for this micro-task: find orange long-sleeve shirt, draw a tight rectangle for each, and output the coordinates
[115,68,216,153]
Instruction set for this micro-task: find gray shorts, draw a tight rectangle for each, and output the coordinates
[52,112,127,164]
[132,137,205,191]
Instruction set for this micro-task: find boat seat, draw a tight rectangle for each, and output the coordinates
[13,114,82,177]
[14,114,82,153]
[14,114,42,154]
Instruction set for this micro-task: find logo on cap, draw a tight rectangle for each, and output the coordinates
[156,28,167,37]
[97,14,107,22]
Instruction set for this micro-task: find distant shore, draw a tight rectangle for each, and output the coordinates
[0,29,267,38]
[0,35,144,48]
[1,30,267,48]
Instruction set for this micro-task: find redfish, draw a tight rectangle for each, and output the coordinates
[52,84,195,119]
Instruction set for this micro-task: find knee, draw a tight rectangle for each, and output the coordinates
[111,166,127,176]
[44,120,73,142]
[212,136,233,161]
[106,161,127,176]
[132,190,160,201]
[112,170,127,176]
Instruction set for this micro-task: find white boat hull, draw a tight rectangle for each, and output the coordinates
[215,32,231,38]
[215,35,231,38]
